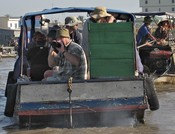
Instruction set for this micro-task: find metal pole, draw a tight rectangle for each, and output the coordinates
[67,77,73,128]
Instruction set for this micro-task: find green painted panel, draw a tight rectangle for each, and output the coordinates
[89,32,133,44]
[90,59,135,78]
[89,22,135,78]
[88,22,133,32]
[90,43,133,59]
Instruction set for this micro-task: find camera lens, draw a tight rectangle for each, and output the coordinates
[51,41,61,48]
[55,42,62,48]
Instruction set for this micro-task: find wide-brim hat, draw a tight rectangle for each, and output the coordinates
[158,19,170,27]
[57,28,70,38]
[143,16,153,23]
[90,6,111,19]
[65,16,82,26]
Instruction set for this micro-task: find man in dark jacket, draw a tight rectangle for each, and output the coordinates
[65,16,82,46]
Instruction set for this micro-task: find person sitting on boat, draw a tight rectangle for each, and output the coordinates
[27,31,47,50]
[154,19,170,46]
[136,16,157,47]
[65,16,83,46]
[44,28,87,81]
[27,31,51,81]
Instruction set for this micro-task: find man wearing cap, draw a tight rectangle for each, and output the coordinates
[65,16,82,45]
[45,28,87,81]
[136,16,157,46]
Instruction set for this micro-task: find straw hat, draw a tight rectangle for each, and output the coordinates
[90,6,111,19]
[57,28,70,38]
[65,16,82,26]
[158,19,170,28]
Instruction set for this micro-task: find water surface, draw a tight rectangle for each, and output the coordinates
[0,58,175,134]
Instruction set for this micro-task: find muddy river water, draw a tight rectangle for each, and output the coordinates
[0,58,175,134]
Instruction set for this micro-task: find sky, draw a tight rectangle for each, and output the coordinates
[0,0,142,17]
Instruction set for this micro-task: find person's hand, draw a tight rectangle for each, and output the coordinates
[49,47,58,57]
[146,42,153,46]
[51,50,58,56]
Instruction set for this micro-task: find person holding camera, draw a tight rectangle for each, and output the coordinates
[44,28,87,81]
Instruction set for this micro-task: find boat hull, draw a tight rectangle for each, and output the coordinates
[14,79,148,127]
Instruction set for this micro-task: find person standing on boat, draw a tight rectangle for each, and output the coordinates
[136,16,157,46]
[65,16,83,46]
[44,28,87,81]
[82,6,112,56]
[82,6,112,78]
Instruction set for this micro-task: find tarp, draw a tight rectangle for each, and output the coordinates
[133,12,175,17]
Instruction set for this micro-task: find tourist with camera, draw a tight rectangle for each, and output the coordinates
[44,28,87,81]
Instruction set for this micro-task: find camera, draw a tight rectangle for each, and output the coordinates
[51,41,62,49]
[51,41,62,53]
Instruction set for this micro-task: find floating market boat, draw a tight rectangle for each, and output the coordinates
[133,12,175,84]
[4,7,159,128]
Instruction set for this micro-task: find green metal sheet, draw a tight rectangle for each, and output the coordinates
[89,22,135,78]
[90,59,134,78]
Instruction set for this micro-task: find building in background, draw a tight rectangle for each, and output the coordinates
[0,16,20,46]
[140,0,175,12]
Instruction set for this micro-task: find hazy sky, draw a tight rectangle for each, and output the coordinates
[0,0,141,17]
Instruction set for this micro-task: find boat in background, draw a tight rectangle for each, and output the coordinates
[0,46,17,58]
[4,7,159,128]
[133,12,175,84]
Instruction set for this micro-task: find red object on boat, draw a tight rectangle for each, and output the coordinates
[150,50,172,58]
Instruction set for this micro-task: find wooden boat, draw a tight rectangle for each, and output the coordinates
[133,12,175,84]
[0,46,17,58]
[4,7,159,128]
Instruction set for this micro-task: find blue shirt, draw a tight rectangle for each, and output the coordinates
[136,24,150,46]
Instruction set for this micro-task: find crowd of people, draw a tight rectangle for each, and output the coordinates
[22,6,118,82]
[16,6,171,82]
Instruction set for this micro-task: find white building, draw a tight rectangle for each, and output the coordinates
[140,0,175,12]
[8,17,20,30]
[0,16,20,30]
[0,16,21,45]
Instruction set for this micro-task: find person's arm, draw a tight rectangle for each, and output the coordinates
[147,32,157,41]
[63,51,80,67]
[82,20,89,57]
[48,47,60,68]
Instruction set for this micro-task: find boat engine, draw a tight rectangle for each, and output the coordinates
[144,49,172,73]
